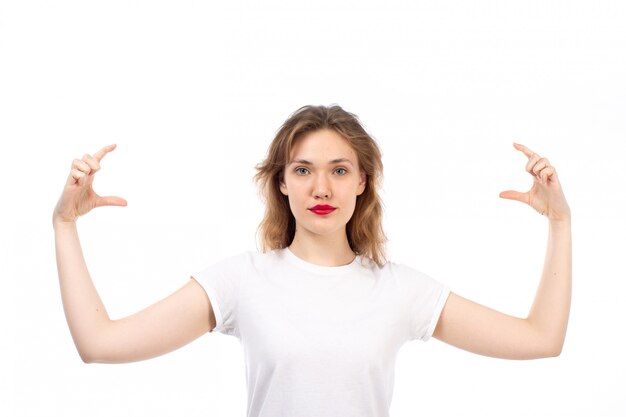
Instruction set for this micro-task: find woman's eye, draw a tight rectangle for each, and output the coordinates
[294,167,347,175]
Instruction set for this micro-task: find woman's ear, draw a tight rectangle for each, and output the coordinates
[280,179,288,196]
[357,171,367,196]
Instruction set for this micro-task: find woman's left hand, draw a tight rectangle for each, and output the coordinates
[499,143,571,222]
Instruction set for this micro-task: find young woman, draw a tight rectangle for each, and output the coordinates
[53,105,572,417]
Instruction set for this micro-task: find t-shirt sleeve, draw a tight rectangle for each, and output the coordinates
[191,252,249,337]
[393,263,450,342]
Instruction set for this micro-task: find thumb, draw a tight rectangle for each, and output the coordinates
[96,195,128,207]
[499,190,527,203]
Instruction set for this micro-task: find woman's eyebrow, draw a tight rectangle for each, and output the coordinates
[288,158,354,166]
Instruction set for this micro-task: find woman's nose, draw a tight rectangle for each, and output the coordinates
[313,175,331,199]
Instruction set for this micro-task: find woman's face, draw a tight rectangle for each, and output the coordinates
[280,128,366,241]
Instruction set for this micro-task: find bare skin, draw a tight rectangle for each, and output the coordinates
[53,145,214,363]
[279,129,367,266]
[54,140,570,364]
[433,143,572,358]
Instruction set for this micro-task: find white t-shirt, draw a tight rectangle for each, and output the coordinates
[192,247,450,417]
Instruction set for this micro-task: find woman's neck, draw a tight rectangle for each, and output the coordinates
[288,231,356,267]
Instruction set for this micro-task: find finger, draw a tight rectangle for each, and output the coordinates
[531,157,550,177]
[93,144,117,163]
[82,153,101,175]
[95,195,128,208]
[70,168,86,183]
[72,158,92,175]
[499,190,529,204]
[513,142,537,159]
[525,153,542,177]
[539,166,556,184]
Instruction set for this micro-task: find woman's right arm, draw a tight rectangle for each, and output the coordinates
[53,145,216,364]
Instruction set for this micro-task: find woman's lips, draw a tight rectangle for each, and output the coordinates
[309,205,336,215]
[311,209,335,215]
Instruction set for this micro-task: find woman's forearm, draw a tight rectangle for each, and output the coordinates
[54,220,111,362]
[526,218,572,355]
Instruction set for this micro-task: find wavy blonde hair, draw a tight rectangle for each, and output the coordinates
[254,104,387,267]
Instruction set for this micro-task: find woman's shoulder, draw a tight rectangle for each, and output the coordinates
[210,248,285,269]
[207,249,432,278]
[362,255,435,281]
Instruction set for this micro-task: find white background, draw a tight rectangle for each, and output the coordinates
[1,1,625,416]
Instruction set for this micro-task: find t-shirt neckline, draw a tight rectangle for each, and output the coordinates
[281,247,361,275]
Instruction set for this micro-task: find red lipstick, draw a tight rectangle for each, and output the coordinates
[309,205,336,215]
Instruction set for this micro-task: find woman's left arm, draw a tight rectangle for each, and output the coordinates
[432,143,572,359]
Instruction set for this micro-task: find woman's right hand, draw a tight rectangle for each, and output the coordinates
[53,144,127,224]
